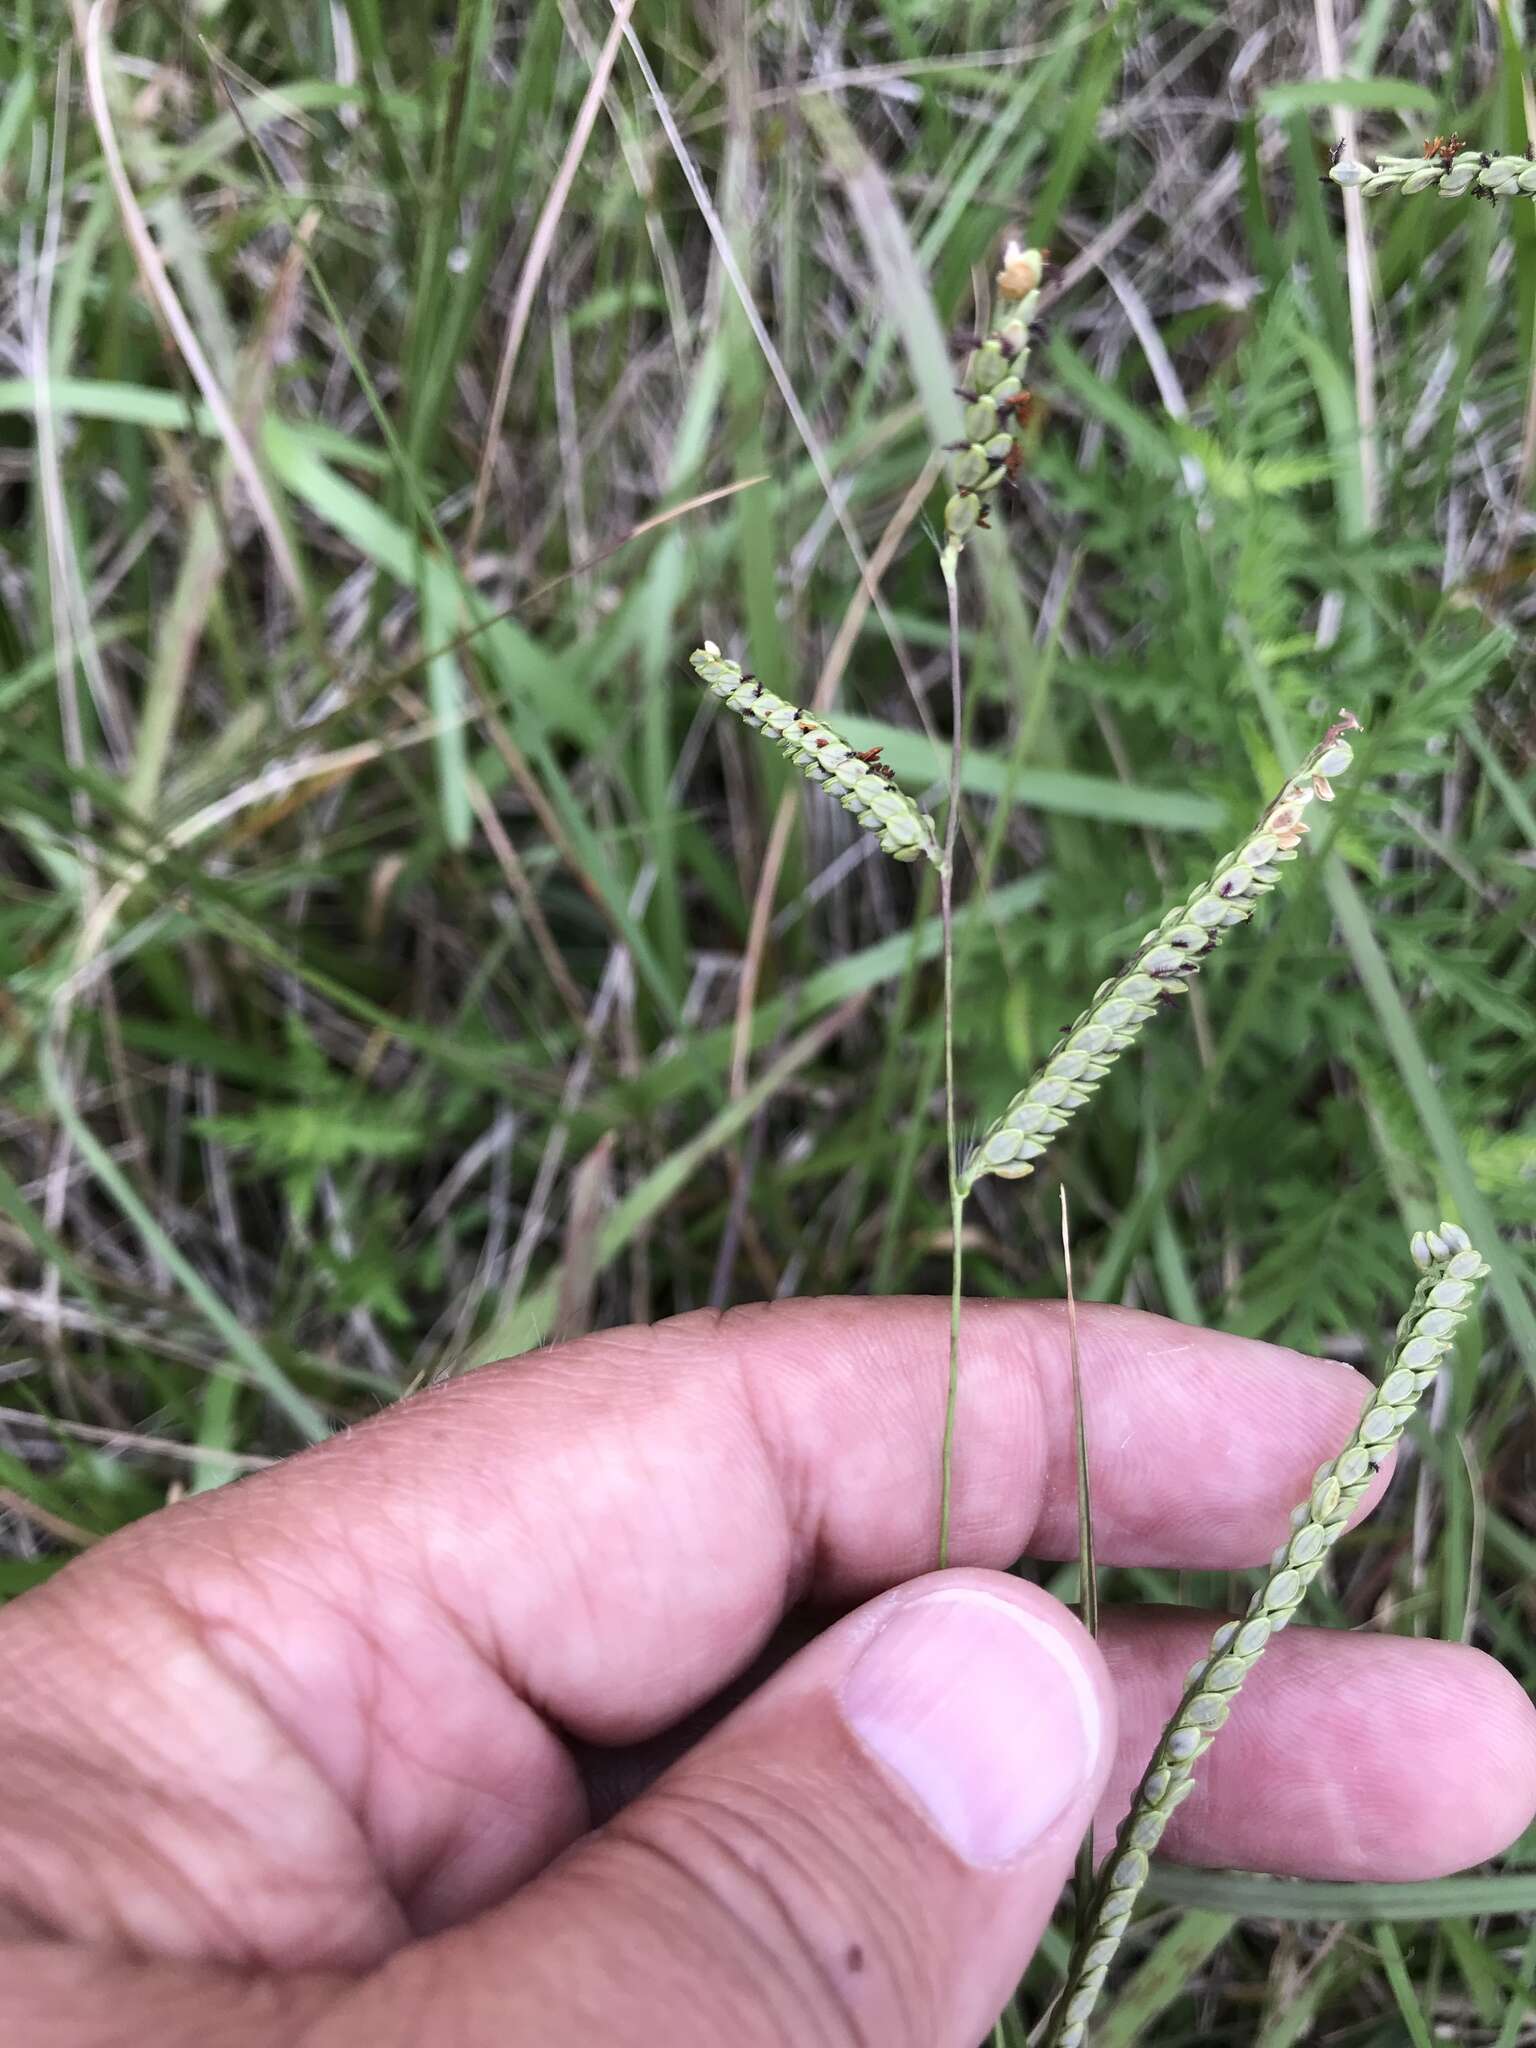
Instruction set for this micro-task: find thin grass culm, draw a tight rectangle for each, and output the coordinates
[1042,1223,1491,2048]
[936,562,965,1568]
[959,712,1361,1196]
[1059,1185,1098,1947]
[687,643,942,866]
[935,234,1045,1565]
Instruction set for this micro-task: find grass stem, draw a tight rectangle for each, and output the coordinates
[1059,1185,1098,1945]
[937,557,965,1568]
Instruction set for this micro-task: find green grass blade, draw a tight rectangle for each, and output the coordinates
[1325,863,1536,1373]
[1147,1866,1536,1922]
[1373,1921,1436,2048]
[1093,1910,1236,2048]
[37,1037,329,1442]
[833,715,1223,830]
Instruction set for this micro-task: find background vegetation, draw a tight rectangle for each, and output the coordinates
[2,0,1534,2038]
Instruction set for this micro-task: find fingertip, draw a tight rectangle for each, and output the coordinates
[1407,1642,1536,1875]
[1183,1625,1536,1882]
[1033,1315,1387,1567]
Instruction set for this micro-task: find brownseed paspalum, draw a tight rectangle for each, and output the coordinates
[1044,1222,1488,2047]
[688,642,942,868]
[959,714,1362,1195]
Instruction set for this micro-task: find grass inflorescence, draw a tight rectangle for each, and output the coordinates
[940,240,1046,574]
[959,714,1361,1194]
[687,643,942,866]
[1331,140,1536,200]
[1045,1223,1492,2047]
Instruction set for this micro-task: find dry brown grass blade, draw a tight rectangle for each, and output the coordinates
[0,1485,99,1549]
[1315,0,1380,524]
[468,771,594,1042]
[63,727,453,1003]
[617,10,927,712]
[465,673,621,934]
[76,0,304,602]
[520,477,770,607]
[277,477,769,765]
[0,1407,274,1472]
[551,1134,617,1344]
[466,0,638,555]
[128,210,319,818]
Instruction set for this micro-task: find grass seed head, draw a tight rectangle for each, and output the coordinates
[1329,140,1536,200]
[959,713,1362,1195]
[1045,1224,1488,2047]
[940,236,1047,573]
[687,645,942,868]
[996,237,1045,299]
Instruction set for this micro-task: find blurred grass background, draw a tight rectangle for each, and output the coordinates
[2,0,1535,2037]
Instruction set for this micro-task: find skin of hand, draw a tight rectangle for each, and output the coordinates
[3,1299,1534,2048]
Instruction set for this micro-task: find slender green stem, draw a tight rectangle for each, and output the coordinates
[940,1172,963,1568]
[1059,1189,1097,1640]
[1059,1185,1097,1944]
[937,559,965,1568]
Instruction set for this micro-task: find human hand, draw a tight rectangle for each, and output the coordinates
[4,1300,1533,2046]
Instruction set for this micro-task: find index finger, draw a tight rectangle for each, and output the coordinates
[0,1298,1379,1964]
[112,1297,1373,1737]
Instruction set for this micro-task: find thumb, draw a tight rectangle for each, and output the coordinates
[318,1569,1115,2048]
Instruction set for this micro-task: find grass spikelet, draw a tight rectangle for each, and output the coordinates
[688,642,942,867]
[1329,139,1536,200]
[939,238,1045,575]
[1044,1222,1490,2048]
[957,712,1361,1196]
